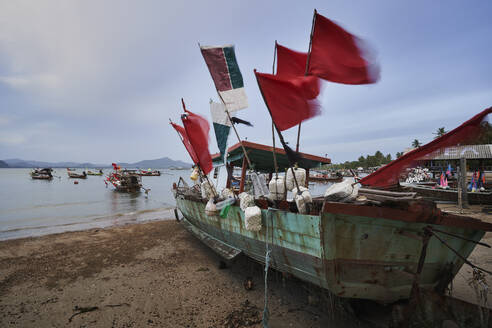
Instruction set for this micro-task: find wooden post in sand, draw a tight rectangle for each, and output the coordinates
[460,157,469,209]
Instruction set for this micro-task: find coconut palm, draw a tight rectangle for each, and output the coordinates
[412,139,421,148]
[434,127,447,139]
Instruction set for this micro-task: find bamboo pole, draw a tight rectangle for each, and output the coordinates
[272,41,279,180]
[460,157,469,208]
[170,115,217,199]
[295,9,317,153]
[254,70,302,193]
[198,42,252,169]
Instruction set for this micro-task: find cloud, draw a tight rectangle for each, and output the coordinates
[0,133,26,145]
[0,1,491,163]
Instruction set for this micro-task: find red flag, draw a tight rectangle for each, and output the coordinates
[276,43,320,100]
[276,43,308,77]
[255,70,320,131]
[308,13,380,85]
[170,122,199,166]
[359,107,492,188]
[181,110,213,175]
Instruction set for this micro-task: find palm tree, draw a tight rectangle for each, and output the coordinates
[412,139,421,148]
[434,127,447,139]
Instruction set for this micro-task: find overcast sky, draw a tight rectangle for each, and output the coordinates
[1,0,491,164]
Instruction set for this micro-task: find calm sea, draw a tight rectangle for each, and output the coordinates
[0,168,191,241]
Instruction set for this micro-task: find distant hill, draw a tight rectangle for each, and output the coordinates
[118,157,191,169]
[3,159,109,168]
[2,157,191,169]
[0,160,8,168]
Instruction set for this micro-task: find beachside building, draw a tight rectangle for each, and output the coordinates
[418,144,492,179]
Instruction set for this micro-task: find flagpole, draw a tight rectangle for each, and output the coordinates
[254,70,302,193]
[295,9,317,153]
[217,90,253,169]
[198,43,252,170]
[271,41,279,180]
[173,108,218,199]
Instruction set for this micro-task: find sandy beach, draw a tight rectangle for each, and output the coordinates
[0,205,490,327]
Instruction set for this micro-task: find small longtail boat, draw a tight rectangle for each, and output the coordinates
[86,169,104,176]
[105,169,142,193]
[30,168,53,180]
[309,171,344,183]
[137,169,161,176]
[67,168,87,179]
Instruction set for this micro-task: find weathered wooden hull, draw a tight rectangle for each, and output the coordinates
[309,176,343,183]
[404,185,492,205]
[175,195,485,303]
[31,174,52,180]
[67,173,87,179]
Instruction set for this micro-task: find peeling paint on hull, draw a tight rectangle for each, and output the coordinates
[175,196,484,303]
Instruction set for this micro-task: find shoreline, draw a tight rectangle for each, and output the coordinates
[0,206,490,327]
[0,206,175,242]
[1,219,359,327]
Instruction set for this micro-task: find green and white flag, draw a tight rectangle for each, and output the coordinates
[210,100,231,160]
[200,45,248,112]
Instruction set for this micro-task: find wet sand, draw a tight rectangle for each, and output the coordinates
[0,219,360,327]
[0,205,490,327]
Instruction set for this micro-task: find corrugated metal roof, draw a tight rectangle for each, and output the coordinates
[424,144,492,160]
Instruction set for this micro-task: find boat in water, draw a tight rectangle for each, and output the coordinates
[105,164,142,193]
[67,168,87,179]
[137,169,161,176]
[86,169,104,176]
[30,168,53,180]
[309,170,344,183]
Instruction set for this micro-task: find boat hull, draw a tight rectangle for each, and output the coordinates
[403,185,492,205]
[175,195,484,303]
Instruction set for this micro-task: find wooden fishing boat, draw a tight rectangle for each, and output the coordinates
[401,183,492,205]
[30,168,53,180]
[309,172,343,183]
[67,169,87,179]
[86,169,103,176]
[106,169,142,193]
[174,141,492,304]
[137,169,161,176]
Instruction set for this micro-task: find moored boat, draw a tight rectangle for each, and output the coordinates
[401,182,492,205]
[30,168,53,180]
[137,169,161,176]
[105,165,142,193]
[86,169,104,176]
[67,168,87,179]
[309,171,343,183]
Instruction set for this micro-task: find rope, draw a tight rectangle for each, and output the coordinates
[426,228,492,275]
[262,211,273,328]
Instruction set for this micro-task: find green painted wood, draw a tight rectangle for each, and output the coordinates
[175,196,484,302]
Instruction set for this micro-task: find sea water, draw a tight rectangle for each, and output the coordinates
[0,168,346,241]
[0,168,191,240]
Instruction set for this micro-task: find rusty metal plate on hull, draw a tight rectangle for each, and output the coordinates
[181,218,242,260]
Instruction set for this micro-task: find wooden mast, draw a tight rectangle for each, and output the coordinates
[295,9,317,152]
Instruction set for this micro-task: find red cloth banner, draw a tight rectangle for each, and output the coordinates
[170,122,199,166]
[359,107,492,188]
[181,110,213,175]
[276,44,308,77]
[276,43,320,100]
[308,13,380,85]
[255,70,320,131]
